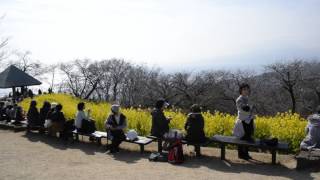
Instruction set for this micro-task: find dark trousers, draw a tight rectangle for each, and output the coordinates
[110,130,126,150]
[238,119,254,158]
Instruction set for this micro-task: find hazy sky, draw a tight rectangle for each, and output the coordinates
[1,0,320,72]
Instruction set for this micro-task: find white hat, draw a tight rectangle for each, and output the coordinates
[111,104,120,113]
[51,102,58,109]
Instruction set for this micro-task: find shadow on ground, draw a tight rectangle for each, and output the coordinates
[22,131,316,179]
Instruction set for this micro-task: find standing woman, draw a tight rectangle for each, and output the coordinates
[233,83,255,160]
[27,100,40,127]
[105,104,127,153]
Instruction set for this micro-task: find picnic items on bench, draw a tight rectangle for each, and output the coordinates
[211,135,289,164]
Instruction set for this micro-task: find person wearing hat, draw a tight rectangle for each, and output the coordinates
[151,99,171,152]
[105,104,127,153]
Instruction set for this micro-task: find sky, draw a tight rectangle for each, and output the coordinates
[0,0,320,72]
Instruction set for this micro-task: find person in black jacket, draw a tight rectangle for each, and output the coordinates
[0,101,7,121]
[27,100,40,127]
[185,104,206,143]
[48,104,66,137]
[105,104,127,153]
[151,99,171,152]
[184,104,207,156]
[39,101,51,127]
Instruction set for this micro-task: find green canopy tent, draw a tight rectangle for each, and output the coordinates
[0,65,41,100]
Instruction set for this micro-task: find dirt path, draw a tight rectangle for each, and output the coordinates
[0,129,319,180]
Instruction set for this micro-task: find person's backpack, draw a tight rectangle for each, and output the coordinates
[167,140,184,164]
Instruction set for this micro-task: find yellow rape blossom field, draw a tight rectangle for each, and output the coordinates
[19,94,307,152]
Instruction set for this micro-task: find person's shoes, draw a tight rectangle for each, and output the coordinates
[116,147,120,152]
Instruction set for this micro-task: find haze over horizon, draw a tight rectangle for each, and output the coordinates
[0,0,320,72]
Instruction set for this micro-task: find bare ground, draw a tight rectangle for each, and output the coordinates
[0,129,319,180]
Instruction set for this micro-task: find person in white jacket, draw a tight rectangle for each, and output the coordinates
[300,106,320,150]
[75,102,96,134]
[233,83,255,160]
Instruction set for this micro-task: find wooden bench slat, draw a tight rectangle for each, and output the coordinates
[211,135,289,150]
[125,136,153,145]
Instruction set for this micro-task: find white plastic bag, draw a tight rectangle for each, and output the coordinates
[44,119,52,128]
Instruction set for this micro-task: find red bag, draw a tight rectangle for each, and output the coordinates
[167,140,184,164]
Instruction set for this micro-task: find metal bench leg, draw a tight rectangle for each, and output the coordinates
[272,150,276,165]
[75,134,79,141]
[140,145,144,154]
[97,138,102,145]
[221,144,226,160]
[158,139,163,153]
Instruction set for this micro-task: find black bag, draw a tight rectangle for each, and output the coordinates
[81,119,96,134]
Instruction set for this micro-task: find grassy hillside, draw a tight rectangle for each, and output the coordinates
[19,94,307,152]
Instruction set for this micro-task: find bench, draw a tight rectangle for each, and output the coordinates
[296,149,320,170]
[147,135,210,156]
[0,120,28,132]
[211,135,289,164]
[72,129,108,145]
[123,136,153,153]
[181,139,212,157]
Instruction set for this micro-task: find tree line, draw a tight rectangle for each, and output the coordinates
[1,24,319,116]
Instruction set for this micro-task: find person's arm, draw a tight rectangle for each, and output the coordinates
[105,115,113,130]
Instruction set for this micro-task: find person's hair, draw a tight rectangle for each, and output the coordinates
[42,101,51,110]
[29,100,37,108]
[56,104,63,111]
[155,99,165,109]
[190,104,201,113]
[0,101,4,106]
[239,83,250,94]
[77,102,85,111]
[316,105,320,114]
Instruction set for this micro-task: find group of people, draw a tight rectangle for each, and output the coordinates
[1,82,319,160]
[0,101,25,124]
[150,83,256,159]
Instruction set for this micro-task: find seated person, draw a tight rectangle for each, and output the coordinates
[75,102,96,134]
[0,101,8,121]
[151,99,171,138]
[300,106,320,150]
[27,100,40,127]
[48,104,66,137]
[105,104,127,153]
[151,99,171,153]
[184,104,207,144]
[39,101,51,128]
[13,106,24,125]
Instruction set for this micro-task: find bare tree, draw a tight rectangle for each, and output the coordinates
[8,50,45,77]
[266,60,304,114]
[60,59,102,99]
